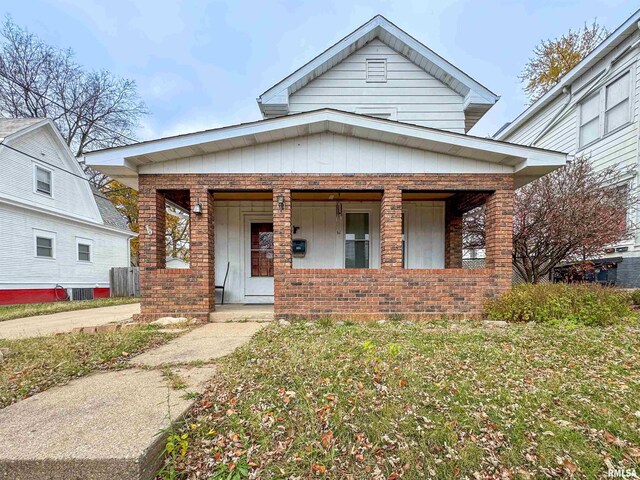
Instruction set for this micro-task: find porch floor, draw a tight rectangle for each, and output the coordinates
[209,304,274,323]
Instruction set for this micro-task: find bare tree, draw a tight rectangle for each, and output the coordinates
[0,17,147,169]
[513,156,635,283]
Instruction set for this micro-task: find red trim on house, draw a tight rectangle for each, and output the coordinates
[0,288,110,305]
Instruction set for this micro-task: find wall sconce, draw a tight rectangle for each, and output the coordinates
[193,200,203,215]
[277,194,285,210]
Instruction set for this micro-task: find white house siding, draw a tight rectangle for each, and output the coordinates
[287,39,466,133]
[0,127,103,223]
[139,132,513,176]
[213,200,444,303]
[501,30,640,285]
[0,203,129,290]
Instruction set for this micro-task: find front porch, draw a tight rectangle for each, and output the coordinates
[135,173,513,322]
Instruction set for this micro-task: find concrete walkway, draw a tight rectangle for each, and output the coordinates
[0,321,265,480]
[0,303,140,340]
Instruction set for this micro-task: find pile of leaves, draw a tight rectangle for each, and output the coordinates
[159,321,640,479]
[485,283,635,326]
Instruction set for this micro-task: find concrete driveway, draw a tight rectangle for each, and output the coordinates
[0,303,140,340]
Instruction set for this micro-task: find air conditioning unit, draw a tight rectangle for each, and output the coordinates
[70,288,94,301]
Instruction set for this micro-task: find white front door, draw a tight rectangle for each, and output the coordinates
[244,218,274,302]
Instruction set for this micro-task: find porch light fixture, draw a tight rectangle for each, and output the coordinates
[277,194,285,210]
[193,200,203,215]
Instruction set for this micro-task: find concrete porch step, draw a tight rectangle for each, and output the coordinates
[209,304,274,323]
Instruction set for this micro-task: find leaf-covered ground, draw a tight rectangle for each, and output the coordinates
[164,321,640,479]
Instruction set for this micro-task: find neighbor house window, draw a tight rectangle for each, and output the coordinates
[78,243,91,262]
[366,58,387,82]
[34,230,55,258]
[34,165,52,196]
[605,72,631,134]
[345,212,370,268]
[579,71,632,147]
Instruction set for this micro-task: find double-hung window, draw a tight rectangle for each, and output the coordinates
[34,230,56,259]
[34,165,52,196]
[579,72,632,148]
[345,212,370,268]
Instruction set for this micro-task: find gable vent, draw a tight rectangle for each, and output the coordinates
[366,58,387,83]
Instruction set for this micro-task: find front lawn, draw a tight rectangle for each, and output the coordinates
[163,321,640,479]
[0,297,139,322]
[0,325,178,408]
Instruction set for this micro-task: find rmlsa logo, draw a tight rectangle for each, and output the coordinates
[608,468,638,478]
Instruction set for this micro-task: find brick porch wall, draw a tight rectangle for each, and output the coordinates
[136,173,513,321]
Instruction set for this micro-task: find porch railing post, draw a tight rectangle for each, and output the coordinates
[444,200,463,268]
[381,187,403,268]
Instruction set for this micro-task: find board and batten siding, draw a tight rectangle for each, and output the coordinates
[212,200,444,303]
[0,203,129,290]
[0,127,103,223]
[139,132,513,176]
[287,39,466,133]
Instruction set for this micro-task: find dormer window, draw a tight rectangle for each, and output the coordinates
[34,164,52,196]
[366,58,387,83]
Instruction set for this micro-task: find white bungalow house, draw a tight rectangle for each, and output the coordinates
[85,15,566,321]
[0,118,133,304]
[496,9,640,286]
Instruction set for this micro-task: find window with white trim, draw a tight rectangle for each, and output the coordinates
[34,230,56,258]
[78,243,91,262]
[366,58,387,83]
[579,71,632,148]
[34,165,52,196]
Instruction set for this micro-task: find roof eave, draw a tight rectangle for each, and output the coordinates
[496,8,640,140]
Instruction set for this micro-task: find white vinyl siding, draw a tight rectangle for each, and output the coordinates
[0,203,129,290]
[213,200,445,302]
[34,165,52,196]
[139,132,513,176]
[501,29,640,251]
[0,127,103,223]
[288,40,466,132]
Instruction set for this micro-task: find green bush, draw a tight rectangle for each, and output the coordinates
[485,283,633,326]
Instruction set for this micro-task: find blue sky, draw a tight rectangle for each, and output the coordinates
[1,0,638,139]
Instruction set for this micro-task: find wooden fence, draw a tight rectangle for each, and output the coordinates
[109,267,140,297]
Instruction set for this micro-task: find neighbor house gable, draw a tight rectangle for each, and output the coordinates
[257,15,498,132]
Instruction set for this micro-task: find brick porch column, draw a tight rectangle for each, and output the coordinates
[485,189,513,288]
[138,188,166,271]
[444,200,463,268]
[189,188,215,313]
[380,187,403,268]
[273,189,291,313]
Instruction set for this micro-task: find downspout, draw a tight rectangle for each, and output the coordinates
[530,34,640,147]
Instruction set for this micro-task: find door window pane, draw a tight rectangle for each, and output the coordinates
[250,222,273,277]
[36,237,53,257]
[345,213,370,268]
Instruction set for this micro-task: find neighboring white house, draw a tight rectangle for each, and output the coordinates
[495,9,640,286]
[0,118,133,304]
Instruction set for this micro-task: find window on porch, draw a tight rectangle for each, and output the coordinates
[290,190,382,269]
[161,190,191,269]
